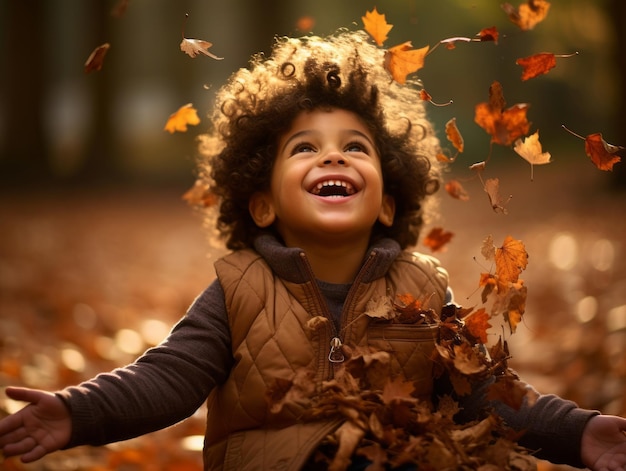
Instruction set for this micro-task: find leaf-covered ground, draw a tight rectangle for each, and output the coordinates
[1,160,624,470]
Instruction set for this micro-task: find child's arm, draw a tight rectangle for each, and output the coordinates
[0,387,71,463]
[2,280,232,460]
[581,414,626,470]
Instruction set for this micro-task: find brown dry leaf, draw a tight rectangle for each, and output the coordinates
[463,308,491,344]
[516,52,556,81]
[584,133,624,171]
[444,180,470,201]
[330,421,366,471]
[502,0,551,31]
[513,130,552,180]
[84,43,110,73]
[180,38,223,60]
[474,81,531,146]
[384,42,429,84]
[362,7,393,46]
[423,227,454,253]
[364,296,395,320]
[483,178,512,214]
[164,103,201,133]
[445,117,464,153]
[381,376,416,405]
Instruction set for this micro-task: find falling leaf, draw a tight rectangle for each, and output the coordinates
[483,235,529,286]
[463,308,491,344]
[502,0,551,31]
[296,15,315,33]
[180,37,223,60]
[384,42,429,84]
[438,26,499,50]
[445,117,464,153]
[483,178,512,214]
[110,0,130,18]
[562,126,624,171]
[423,227,454,253]
[474,81,531,146]
[478,26,499,43]
[420,89,453,107]
[513,130,552,180]
[84,43,110,73]
[444,180,470,201]
[182,179,218,207]
[164,103,201,133]
[584,133,623,171]
[516,52,556,81]
[362,7,393,46]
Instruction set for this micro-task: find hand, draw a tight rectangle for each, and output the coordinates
[0,387,71,463]
[581,414,626,471]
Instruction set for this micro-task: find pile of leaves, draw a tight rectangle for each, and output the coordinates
[267,235,536,470]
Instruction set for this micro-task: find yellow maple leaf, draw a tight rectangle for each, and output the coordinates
[384,42,429,84]
[513,130,551,180]
[362,7,393,46]
[164,103,201,133]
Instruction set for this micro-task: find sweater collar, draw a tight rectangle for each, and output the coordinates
[252,233,402,285]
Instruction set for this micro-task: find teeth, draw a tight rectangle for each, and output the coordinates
[312,180,356,196]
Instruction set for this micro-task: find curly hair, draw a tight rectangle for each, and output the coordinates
[197,30,443,250]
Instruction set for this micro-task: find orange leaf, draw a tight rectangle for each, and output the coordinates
[502,0,551,31]
[478,26,499,44]
[182,180,218,207]
[423,227,454,253]
[464,308,491,344]
[584,133,623,171]
[84,43,110,73]
[516,52,556,81]
[444,180,470,201]
[180,38,223,60]
[483,235,529,286]
[474,81,531,146]
[164,103,201,133]
[362,7,393,46]
[513,130,551,180]
[445,117,464,153]
[384,42,429,84]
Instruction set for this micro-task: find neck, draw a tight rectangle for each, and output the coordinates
[294,238,370,284]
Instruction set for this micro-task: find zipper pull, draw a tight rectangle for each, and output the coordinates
[328,337,345,363]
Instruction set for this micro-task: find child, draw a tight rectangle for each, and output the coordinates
[1,30,625,471]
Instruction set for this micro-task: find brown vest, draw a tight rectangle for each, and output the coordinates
[203,248,449,470]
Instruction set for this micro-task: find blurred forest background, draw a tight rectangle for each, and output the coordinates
[1,0,625,470]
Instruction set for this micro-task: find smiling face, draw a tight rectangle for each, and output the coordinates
[249,108,395,249]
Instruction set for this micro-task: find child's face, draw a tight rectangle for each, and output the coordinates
[249,108,395,248]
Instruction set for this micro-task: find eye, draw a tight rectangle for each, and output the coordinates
[291,142,317,155]
[345,141,368,153]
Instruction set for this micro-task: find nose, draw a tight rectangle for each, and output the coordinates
[321,150,347,166]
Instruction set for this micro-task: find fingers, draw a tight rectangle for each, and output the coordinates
[5,387,46,405]
[2,436,47,463]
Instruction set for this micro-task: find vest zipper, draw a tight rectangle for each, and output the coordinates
[299,250,378,366]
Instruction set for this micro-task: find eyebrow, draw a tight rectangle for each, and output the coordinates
[280,129,376,155]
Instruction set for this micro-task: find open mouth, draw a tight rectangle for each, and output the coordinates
[310,180,357,198]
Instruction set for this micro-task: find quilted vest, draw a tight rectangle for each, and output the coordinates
[203,242,449,471]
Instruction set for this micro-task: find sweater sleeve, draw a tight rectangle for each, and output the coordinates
[452,375,599,469]
[56,280,233,448]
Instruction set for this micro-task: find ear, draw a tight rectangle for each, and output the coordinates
[378,194,395,227]
[249,191,276,228]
